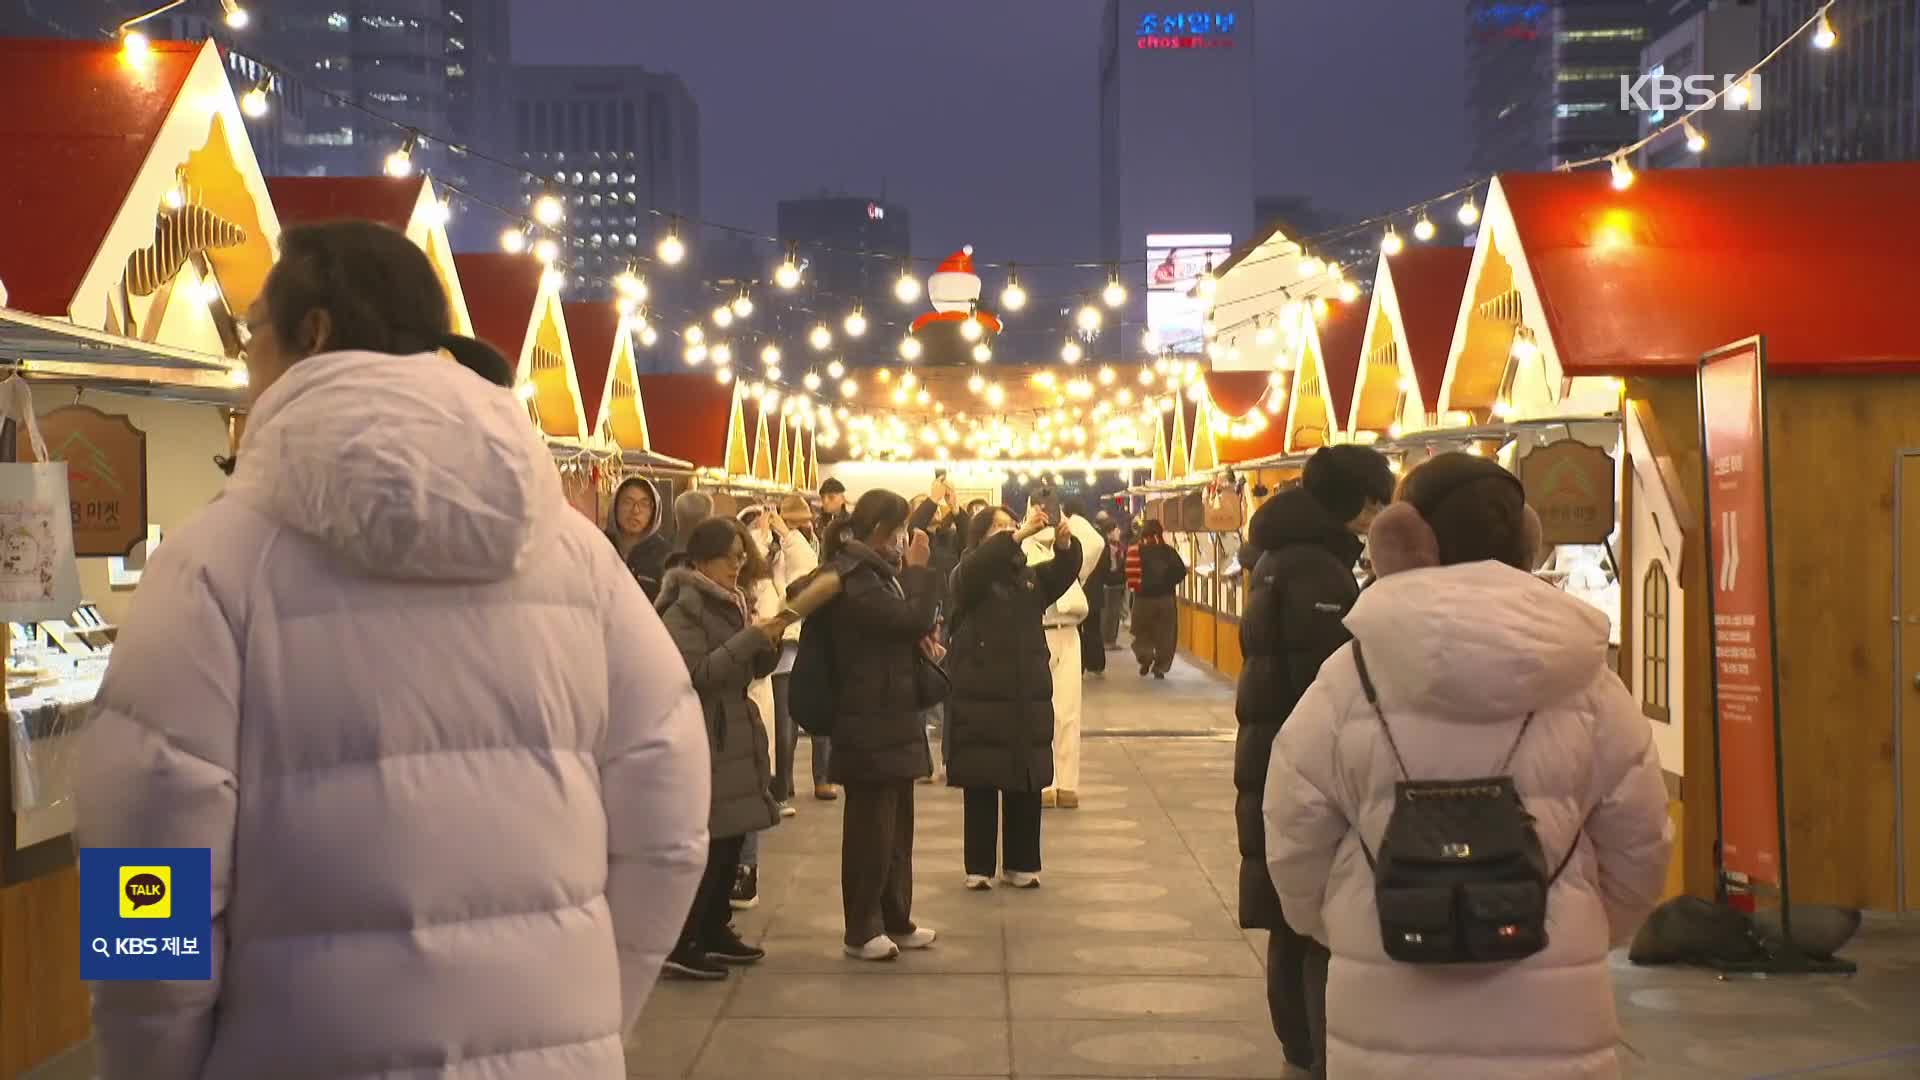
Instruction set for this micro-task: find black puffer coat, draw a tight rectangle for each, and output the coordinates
[657,567,780,840]
[1233,485,1363,929]
[944,532,1082,791]
[820,540,941,786]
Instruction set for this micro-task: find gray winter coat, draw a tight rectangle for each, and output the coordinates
[657,567,781,840]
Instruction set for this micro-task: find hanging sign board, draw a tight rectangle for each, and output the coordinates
[1518,439,1616,546]
[19,404,148,557]
[1697,337,1787,902]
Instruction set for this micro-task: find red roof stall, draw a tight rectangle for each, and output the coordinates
[1347,247,1473,439]
[1282,295,1369,453]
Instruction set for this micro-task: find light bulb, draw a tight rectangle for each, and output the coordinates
[1097,366,1117,386]
[1076,305,1102,334]
[533,193,563,227]
[163,186,185,210]
[1061,340,1084,364]
[615,296,636,317]
[1610,155,1635,190]
[1313,297,1330,321]
[774,258,802,290]
[223,2,250,28]
[898,335,923,361]
[1727,78,1752,107]
[657,228,686,265]
[685,325,705,346]
[918,390,932,406]
[826,359,845,378]
[421,199,452,227]
[986,384,1005,407]
[711,343,732,366]
[1494,399,1516,420]
[894,270,921,303]
[761,344,782,368]
[892,388,908,406]
[1002,275,1027,311]
[1298,255,1323,277]
[684,344,707,366]
[960,313,984,342]
[121,30,151,65]
[1103,277,1128,308]
[1138,368,1155,386]
[968,374,986,394]
[383,136,416,178]
[732,293,753,318]
[716,367,733,385]
[614,271,647,300]
[1813,13,1836,49]
[840,379,859,399]
[1457,196,1481,226]
[532,237,559,264]
[1381,227,1404,255]
[1684,120,1707,154]
[192,275,222,306]
[767,365,782,382]
[240,80,270,119]
[712,306,734,328]
[844,308,868,337]
[1413,214,1436,242]
[804,371,822,391]
[810,325,833,351]
[638,323,658,347]
[498,227,527,254]
[1338,281,1361,304]
[973,343,993,363]
[1140,328,1160,354]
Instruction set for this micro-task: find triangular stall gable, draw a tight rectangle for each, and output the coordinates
[751,399,774,482]
[457,253,590,444]
[564,302,658,455]
[1283,295,1368,453]
[723,382,751,477]
[268,175,472,336]
[1347,247,1473,439]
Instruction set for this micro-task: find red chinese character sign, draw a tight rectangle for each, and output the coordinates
[1697,338,1786,903]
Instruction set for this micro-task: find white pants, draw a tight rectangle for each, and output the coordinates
[1044,624,1083,792]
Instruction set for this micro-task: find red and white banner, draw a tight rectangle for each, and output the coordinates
[1699,340,1783,892]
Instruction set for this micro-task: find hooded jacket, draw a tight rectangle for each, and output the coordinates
[655,567,781,840]
[607,476,673,602]
[1265,562,1671,1079]
[75,352,711,1080]
[819,540,940,785]
[1233,485,1364,929]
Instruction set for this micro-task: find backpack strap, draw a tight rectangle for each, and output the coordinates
[1351,643,1411,783]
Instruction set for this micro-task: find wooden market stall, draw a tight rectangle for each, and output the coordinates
[0,36,281,1075]
[266,175,473,336]
[1346,247,1474,441]
[1438,163,1920,911]
[636,373,806,518]
[1282,295,1369,453]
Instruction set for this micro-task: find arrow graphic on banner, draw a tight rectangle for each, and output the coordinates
[1720,510,1740,592]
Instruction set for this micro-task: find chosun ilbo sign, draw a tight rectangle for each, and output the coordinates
[1621,72,1762,113]
[79,847,214,980]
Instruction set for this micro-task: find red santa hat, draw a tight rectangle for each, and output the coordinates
[935,245,975,276]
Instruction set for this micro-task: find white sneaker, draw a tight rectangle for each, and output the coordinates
[1002,871,1041,889]
[779,802,797,819]
[844,935,901,961]
[964,875,994,891]
[889,926,938,950]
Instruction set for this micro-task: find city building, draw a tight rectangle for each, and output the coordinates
[1098,0,1256,356]
[1633,0,1763,170]
[507,64,701,300]
[1755,0,1920,164]
[776,194,911,313]
[1468,1,1653,175]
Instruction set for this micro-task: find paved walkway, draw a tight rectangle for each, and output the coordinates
[629,651,1920,1079]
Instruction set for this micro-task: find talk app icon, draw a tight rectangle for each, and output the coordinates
[119,865,172,919]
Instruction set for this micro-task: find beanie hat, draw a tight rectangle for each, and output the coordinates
[1302,445,1397,523]
[1368,452,1541,575]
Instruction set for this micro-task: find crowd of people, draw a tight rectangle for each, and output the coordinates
[70,220,1672,1079]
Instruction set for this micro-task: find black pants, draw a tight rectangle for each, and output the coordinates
[1080,595,1107,673]
[841,781,917,946]
[962,787,1042,877]
[682,834,744,945]
[1267,921,1330,1070]
[772,673,796,802]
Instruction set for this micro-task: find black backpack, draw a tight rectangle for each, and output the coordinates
[788,596,838,738]
[1353,642,1585,965]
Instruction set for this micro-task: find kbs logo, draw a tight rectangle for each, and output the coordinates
[1619,73,1762,113]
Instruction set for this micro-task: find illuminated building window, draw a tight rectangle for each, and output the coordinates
[1558,28,1647,43]
[1641,560,1670,723]
[327,12,348,30]
[1557,67,1636,82]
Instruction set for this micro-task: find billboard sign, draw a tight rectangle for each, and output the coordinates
[1146,233,1231,355]
[1697,337,1786,900]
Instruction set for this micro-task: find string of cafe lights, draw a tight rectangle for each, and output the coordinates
[106,0,1844,464]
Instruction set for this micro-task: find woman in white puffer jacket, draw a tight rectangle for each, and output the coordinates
[1265,453,1671,1080]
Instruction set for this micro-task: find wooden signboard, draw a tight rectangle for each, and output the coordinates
[19,405,147,557]
[1518,439,1615,547]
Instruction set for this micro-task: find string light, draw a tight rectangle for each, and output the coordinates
[533,192,564,227]
[1381,226,1405,255]
[844,306,868,338]
[1298,254,1324,277]
[1338,280,1361,303]
[1457,195,1480,226]
[711,342,732,366]
[120,29,151,67]
[898,335,923,361]
[1610,155,1636,190]
[711,305,734,328]
[973,342,993,363]
[775,245,803,290]
[1140,328,1160,353]
[657,221,686,265]
[761,344,781,368]
[163,185,185,210]
[826,359,846,379]
[685,325,705,347]
[1726,78,1753,108]
[1813,11,1837,48]
[1076,304,1102,334]
[961,312,985,342]
[731,292,754,318]
[638,323,658,347]
[614,269,648,302]
[532,235,559,264]
[1002,267,1027,311]
[1061,340,1084,364]
[804,371,822,391]
[1097,366,1116,385]
[894,268,921,303]
[840,378,859,399]
[968,373,986,394]
[716,367,733,385]
[810,324,833,351]
[1412,212,1436,242]
[1102,270,1128,308]
[240,76,271,118]
[384,135,417,178]
[1684,120,1707,154]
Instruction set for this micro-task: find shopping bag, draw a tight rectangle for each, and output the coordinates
[0,378,82,622]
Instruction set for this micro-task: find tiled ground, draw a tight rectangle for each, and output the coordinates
[629,651,1920,1080]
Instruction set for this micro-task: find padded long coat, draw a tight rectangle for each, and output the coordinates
[1265,561,1672,1079]
[74,351,711,1079]
[943,532,1082,792]
[818,540,940,786]
[656,567,781,840]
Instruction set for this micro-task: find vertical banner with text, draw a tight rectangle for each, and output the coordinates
[1697,338,1786,898]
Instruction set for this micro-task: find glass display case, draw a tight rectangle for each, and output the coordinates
[4,609,110,883]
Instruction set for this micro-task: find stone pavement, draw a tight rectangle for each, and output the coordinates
[628,651,1920,1080]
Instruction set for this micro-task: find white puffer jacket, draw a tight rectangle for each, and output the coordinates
[76,351,711,1079]
[1265,561,1671,1080]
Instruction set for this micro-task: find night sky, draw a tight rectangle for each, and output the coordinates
[511,0,1468,264]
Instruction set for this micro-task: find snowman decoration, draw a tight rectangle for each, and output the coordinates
[910,246,1003,364]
